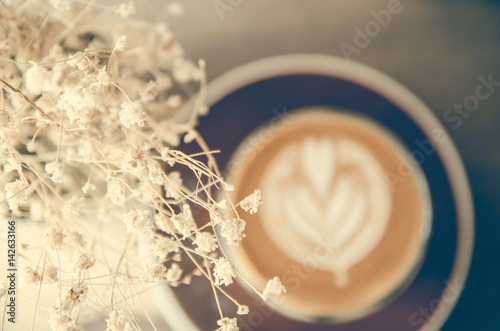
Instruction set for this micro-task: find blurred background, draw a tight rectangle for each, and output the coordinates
[161,1,499,330]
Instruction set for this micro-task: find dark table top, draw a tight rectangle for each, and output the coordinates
[165,0,500,329]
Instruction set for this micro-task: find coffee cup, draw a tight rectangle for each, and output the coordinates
[154,54,474,331]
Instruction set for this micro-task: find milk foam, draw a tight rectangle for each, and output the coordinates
[260,137,392,287]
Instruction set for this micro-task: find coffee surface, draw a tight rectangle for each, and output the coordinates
[226,108,431,321]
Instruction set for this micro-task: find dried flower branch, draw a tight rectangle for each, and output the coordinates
[0,1,284,330]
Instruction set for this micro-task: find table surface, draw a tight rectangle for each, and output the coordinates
[161,0,499,330]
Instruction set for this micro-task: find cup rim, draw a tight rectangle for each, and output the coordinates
[155,54,475,331]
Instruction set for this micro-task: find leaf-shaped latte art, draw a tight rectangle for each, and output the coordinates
[260,136,392,287]
[301,137,335,198]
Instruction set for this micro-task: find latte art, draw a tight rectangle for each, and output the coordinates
[260,137,392,287]
[226,108,431,322]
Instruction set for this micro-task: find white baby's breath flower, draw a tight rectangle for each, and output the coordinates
[211,257,235,286]
[82,181,96,194]
[44,265,59,281]
[166,94,182,108]
[45,161,63,183]
[262,276,286,301]
[121,147,145,170]
[93,66,111,88]
[217,199,228,210]
[139,81,157,103]
[164,171,182,199]
[240,189,262,214]
[65,283,88,303]
[224,183,235,192]
[4,179,29,212]
[183,130,198,143]
[166,262,183,282]
[62,196,84,216]
[123,209,152,235]
[25,62,50,95]
[48,302,82,331]
[237,305,249,315]
[72,232,87,248]
[154,214,174,234]
[140,263,166,283]
[147,159,164,185]
[75,254,95,271]
[217,317,239,331]
[172,58,200,83]
[20,265,41,286]
[106,179,130,204]
[115,1,136,18]
[220,218,246,246]
[106,310,130,331]
[3,156,21,173]
[171,204,195,238]
[114,35,127,52]
[194,231,218,253]
[152,236,179,260]
[44,227,65,249]
[119,100,147,128]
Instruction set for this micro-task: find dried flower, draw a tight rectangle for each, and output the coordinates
[82,182,96,194]
[65,283,88,303]
[171,204,195,238]
[152,235,179,260]
[237,305,249,315]
[45,161,63,183]
[220,218,246,245]
[62,196,84,216]
[119,100,147,128]
[20,266,41,286]
[106,310,130,331]
[123,209,152,235]
[4,179,29,212]
[0,2,268,329]
[262,277,286,301]
[44,227,66,249]
[75,254,96,271]
[240,189,262,214]
[194,231,218,253]
[140,263,167,283]
[217,317,239,331]
[114,35,127,52]
[166,263,183,282]
[106,180,130,204]
[212,257,236,286]
[25,62,50,95]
